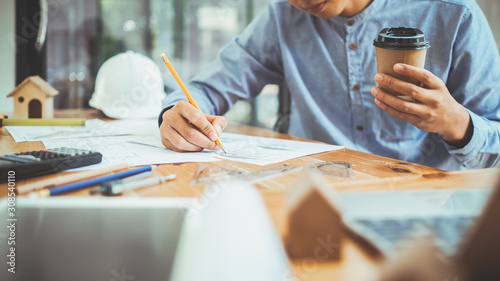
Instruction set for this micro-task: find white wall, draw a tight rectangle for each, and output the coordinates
[0,0,15,115]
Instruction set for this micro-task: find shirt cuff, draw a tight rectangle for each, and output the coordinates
[442,109,485,165]
[158,105,174,128]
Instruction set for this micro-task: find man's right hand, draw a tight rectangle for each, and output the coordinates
[159,100,228,152]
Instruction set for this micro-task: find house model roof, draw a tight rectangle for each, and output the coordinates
[286,171,342,212]
[7,76,59,98]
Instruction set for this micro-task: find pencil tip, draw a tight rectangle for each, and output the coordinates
[217,143,227,154]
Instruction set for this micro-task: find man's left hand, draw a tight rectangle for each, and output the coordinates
[371,63,472,147]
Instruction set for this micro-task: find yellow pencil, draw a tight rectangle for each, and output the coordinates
[161,53,226,153]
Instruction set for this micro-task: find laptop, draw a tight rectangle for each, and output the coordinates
[0,197,189,281]
[338,185,497,258]
[0,183,291,281]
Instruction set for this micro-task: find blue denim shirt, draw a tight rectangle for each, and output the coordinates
[161,0,500,171]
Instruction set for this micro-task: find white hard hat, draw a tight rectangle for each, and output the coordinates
[90,51,166,119]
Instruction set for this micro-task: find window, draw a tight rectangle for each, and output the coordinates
[17,0,278,127]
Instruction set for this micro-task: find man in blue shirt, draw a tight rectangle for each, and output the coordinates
[158,0,500,171]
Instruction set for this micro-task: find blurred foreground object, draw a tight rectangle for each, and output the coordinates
[377,238,459,281]
[285,171,344,260]
[456,176,500,281]
[171,181,291,281]
[0,182,290,281]
[379,175,500,281]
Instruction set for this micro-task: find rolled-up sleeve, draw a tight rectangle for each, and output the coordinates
[443,3,500,168]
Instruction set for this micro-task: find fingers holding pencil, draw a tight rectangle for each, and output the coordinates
[160,53,227,153]
[204,112,228,138]
[160,101,227,152]
[177,101,223,141]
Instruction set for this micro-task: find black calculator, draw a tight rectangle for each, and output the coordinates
[0,147,102,183]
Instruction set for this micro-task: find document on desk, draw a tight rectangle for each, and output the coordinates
[6,124,90,142]
[42,132,343,169]
[209,133,344,165]
[42,134,219,169]
[126,132,343,166]
[6,119,160,142]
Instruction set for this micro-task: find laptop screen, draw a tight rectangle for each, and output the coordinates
[0,198,188,281]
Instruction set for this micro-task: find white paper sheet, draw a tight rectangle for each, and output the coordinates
[123,132,343,166]
[209,133,344,165]
[39,127,343,169]
[6,119,160,142]
[42,134,219,169]
[6,125,90,142]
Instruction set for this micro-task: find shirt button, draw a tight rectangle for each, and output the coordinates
[356,125,363,131]
[347,20,355,26]
[349,43,357,50]
[352,85,360,91]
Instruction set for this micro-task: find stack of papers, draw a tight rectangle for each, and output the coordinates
[6,119,344,169]
[5,119,159,142]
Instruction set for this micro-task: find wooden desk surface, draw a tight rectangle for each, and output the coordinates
[1,109,499,281]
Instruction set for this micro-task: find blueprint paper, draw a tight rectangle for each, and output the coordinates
[39,130,343,169]
[209,133,344,166]
[42,134,219,170]
[6,119,159,142]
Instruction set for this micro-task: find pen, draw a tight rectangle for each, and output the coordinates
[161,53,227,154]
[116,169,153,182]
[35,165,154,197]
[92,174,177,196]
[18,163,130,194]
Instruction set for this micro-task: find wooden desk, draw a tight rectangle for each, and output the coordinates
[1,109,499,281]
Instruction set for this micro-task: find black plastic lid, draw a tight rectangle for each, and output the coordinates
[373,27,430,50]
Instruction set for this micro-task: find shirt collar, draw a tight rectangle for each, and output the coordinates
[328,0,383,26]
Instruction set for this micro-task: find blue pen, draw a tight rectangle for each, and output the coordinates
[36,165,153,197]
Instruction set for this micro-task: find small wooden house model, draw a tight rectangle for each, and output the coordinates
[7,76,59,119]
[285,171,344,260]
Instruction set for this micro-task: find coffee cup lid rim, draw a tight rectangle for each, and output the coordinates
[373,27,430,50]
